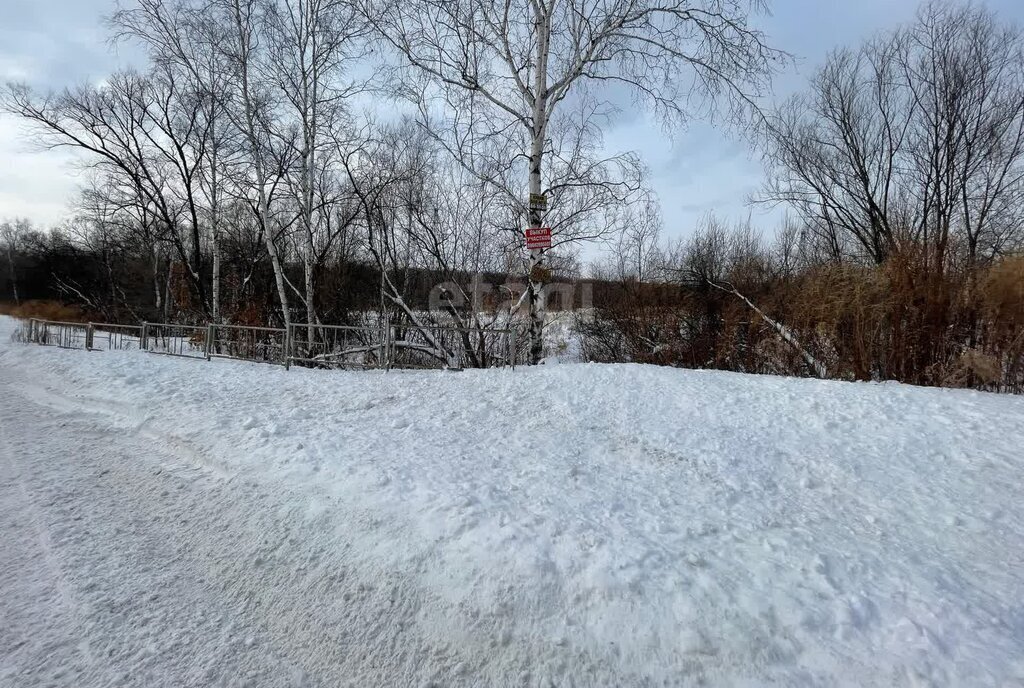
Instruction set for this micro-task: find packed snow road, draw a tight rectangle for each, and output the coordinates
[1,318,1023,687]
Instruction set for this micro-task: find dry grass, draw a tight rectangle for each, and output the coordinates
[0,300,89,322]
[582,251,1024,392]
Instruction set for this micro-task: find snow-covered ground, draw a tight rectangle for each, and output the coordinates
[1,315,1023,687]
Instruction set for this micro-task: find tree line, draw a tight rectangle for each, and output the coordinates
[2,0,779,364]
[582,3,1024,392]
[2,0,1023,389]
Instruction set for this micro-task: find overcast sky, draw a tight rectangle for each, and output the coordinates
[3,0,1024,241]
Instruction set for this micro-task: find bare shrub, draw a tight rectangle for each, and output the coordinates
[0,299,87,322]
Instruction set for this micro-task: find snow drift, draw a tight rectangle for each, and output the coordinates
[1,316,1022,687]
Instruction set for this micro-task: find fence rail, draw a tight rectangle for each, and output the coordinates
[91,323,143,351]
[29,319,90,349]
[141,323,209,359]
[16,317,525,371]
[389,323,520,370]
[210,324,288,366]
[287,323,385,370]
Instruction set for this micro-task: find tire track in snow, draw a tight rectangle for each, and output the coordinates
[0,357,495,686]
[16,378,232,481]
[0,377,105,685]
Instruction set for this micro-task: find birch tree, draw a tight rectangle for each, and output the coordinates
[111,0,238,323]
[0,219,28,305]
[367,0,783,362]
[266,0,366,343]
[215,0,295,330]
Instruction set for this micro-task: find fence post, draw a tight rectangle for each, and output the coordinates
[140,322,149,351]
[205,323,215,360]
[86,323,95,351]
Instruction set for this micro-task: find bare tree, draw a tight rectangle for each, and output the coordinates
[614,199,662,282]
[0,218,29,305]
[215,0,295,330]
[266,0,366,342]
[762,2,1024,271]
[111,0,239,323]
[367,0,784,363]
[2,72,217,316]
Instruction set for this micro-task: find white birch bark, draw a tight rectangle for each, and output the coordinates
[226,0,292,331]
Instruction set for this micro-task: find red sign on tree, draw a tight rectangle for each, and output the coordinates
[525,227,552,250]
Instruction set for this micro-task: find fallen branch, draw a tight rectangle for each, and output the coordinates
[708,279,829,379]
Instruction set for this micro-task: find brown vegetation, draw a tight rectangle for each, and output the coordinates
[0,300,88,323]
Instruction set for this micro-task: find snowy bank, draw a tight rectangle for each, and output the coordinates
[1,316,1023,686]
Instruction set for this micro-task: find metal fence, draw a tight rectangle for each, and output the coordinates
[18,317,526,371]
[389,323,520,369]
[287,323,385,369]
[19,319,140,351]
[141,322,209,359]
[28,319,90,349]
[210,324,288,366]
[90,323,143,351]
[12,318,32,344]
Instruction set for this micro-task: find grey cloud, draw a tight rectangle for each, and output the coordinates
[4,0,1024,238]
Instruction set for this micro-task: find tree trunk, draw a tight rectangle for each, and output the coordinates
[5,246,18,305]
[230,0,291,332]
[527,155,545,365]
[304,255,315,340]
[526,3,551,365]
[212,232,221,323]
[187,202,208,314]
[264,223,291,331]
[302,143,316,345]
[163,259,173,322]
[210,127,222,324]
